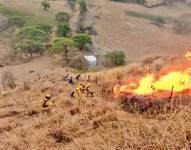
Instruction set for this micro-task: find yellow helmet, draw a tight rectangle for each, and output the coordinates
[86,83,91,87]
[45,94,51,98]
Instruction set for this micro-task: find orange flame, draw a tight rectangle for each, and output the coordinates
[185,51,191,60]
[113,52,191,98]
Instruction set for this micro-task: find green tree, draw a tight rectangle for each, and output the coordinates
[72,33,92,51]
[79,0,87,14]
[51,37,77,63]
[34,23,52,33]
[16,26,47,41]
[15,26,48,57]
[137,0,145,5]
[8,16,25,27]
[55,12,70,23]
[67,0,77,10]
[41,0,50,11]
[56,22,71,37]
[16,40,45,57]
[105,50,125,66]
[77,0,88,32]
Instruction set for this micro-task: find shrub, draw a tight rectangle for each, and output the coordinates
[136,0,145,5]
[56,22,71,37]
[8,16,25,27]
[72,33,92,50]
[55,12,70,23]
[67,0,77,10]
[16,26,47,41]
[105,50,125,66]
[15,26,48,56]
[51,37,77,64]
[70,54,88,70]
[41,0,50,11]
[79,0,87,14]
[1,71,16,90]
[110,0,145,5]
[34,23,52,33]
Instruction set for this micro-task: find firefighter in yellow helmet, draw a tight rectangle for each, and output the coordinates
[77,83,86,93]
[42,94,55,108]
[85,83,94,97]
[71,88,81,100]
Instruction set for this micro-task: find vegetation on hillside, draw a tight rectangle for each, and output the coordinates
[126,10,166,25]
[110,0,145,5]
[105,50,126,66]
[41,0,51,11]
[55,12,70,23]
[14,26,50,57]
[56,22,71,37]
[72,33,92,51]
[67,0,77,10]
[51,37,78,63]
[0,3,54,26]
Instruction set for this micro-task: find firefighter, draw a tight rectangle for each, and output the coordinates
[76,74,81,81]
[77,83,86,93]
[71,89,80,100]
[71,90,78,98]
[85,83,94,97]
[68,77,74,84]
[42,94,55,108]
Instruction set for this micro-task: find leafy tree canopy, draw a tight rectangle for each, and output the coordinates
[105,50,125,65]
[55,12,70,22]
[72,33,92,50]
[16,26,48,42]
[56,22,71,37]
[51,37,77,53]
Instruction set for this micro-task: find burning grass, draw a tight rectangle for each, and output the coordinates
[113,52,191,100]
[1,58,191,149]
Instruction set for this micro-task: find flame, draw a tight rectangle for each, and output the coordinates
[114,70,191,97]
[113,52,191,98]
[185,51,191,60]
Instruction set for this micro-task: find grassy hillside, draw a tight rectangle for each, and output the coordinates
[0,67,191,150]
[0,3,55,26]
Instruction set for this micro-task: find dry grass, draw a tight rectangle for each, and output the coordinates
[1,0,191,149]
[0,67,191,150]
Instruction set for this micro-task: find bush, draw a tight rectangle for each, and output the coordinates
[105,50,125,66]
[41,0,50,11]
[110,0,145,5]
[72,33,92,50]
[1,71,16,90]
[8,16,25,27]
[126,11,166,23]
[56,22,71,37]
[79,0,87,14]
[16,26,47,41]
[15,26,48,56]
[70,54,88,70]
[34,23,52,33]
[51,37,77,64]
[67,0,76,10]
[55,12,70,23]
